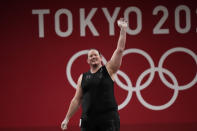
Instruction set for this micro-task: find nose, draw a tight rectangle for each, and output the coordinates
[92,55,96,59]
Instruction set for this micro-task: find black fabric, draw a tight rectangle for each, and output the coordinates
[80,65,119,130]
[81,65,118,116]
[81,111,120,131]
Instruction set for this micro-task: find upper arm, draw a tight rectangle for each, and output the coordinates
[106,19,127,79]
[72,74,83,103]
[106,49,123,75]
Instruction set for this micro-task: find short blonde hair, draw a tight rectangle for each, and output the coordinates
[87,48,102,57]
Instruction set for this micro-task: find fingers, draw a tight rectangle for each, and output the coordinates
[119,17,124,21]
[117,18,128,28]
[61,122,67,130]
[61,124,67,130]
[61,123,65,130]
[119,17,127,23]
[61,118,69,130]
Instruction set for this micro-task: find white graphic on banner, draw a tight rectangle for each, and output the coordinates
[66,47,197,110]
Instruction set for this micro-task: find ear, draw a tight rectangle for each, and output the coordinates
[99,55,102,60]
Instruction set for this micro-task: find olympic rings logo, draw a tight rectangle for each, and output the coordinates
[66,47,197,111]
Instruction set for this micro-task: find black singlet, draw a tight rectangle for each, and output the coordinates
[81,65,118,117]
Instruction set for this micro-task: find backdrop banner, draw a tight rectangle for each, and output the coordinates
[0,0,197,130]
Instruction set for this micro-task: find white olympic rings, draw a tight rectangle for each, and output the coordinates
[66,47,197,111]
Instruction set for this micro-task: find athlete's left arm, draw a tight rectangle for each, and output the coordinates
[106,18,128,78]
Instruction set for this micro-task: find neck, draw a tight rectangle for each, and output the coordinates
[90,64,102,73]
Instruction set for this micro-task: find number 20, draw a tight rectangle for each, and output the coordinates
[153,5,191,34]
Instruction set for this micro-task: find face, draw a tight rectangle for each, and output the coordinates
[87,49,102,67]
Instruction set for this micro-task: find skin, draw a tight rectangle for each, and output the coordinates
[61,18,128,130]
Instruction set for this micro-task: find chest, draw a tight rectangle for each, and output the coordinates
[83,72,103,88]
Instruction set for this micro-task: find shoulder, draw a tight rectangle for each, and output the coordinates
[77,74,83,84]
[105,63,116,81]
[105,63,114,75]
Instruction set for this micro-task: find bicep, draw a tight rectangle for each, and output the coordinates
[107,49,123,74]
[73,74,83,102]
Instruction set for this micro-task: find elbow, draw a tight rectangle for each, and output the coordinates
[116,48,124,54]
[71,98,81,107]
